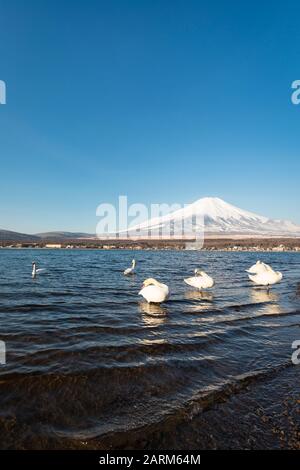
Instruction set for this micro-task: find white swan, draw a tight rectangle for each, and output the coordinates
[248,268,283,287]
[246,260,272,274]
[184,269,214,290]
[32,262,45,278]
[139,278,169,304]
[32,262,37,278]
[124,259,136,275]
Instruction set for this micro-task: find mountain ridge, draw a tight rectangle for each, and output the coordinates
[1,197,300,241]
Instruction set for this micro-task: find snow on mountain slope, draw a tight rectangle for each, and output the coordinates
[119,197,300,237]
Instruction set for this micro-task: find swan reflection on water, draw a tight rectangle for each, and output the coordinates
[139,301,168,326]
[250,287,284,315]
[184,290,214,302]
[250,287,279,304]
[184,290,214,313]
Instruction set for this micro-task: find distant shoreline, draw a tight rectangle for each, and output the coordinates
[1,237,300,252]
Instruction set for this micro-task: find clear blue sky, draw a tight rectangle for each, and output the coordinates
[0,0,299,233]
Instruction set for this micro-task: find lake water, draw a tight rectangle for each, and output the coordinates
[0,249,299,449]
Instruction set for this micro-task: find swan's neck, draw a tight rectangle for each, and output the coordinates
[144,278,167,290]
[154,280,167,290]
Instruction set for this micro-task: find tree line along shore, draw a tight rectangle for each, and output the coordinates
[1,238,300,251]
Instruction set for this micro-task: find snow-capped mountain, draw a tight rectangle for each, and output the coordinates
[119,197,300,238]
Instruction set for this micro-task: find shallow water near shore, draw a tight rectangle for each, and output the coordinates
[0,249,299,449]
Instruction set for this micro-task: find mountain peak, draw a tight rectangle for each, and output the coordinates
[200,196,224,202]
[189,196,267,223]
[195,196,226,206]
[122,197,300,237]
